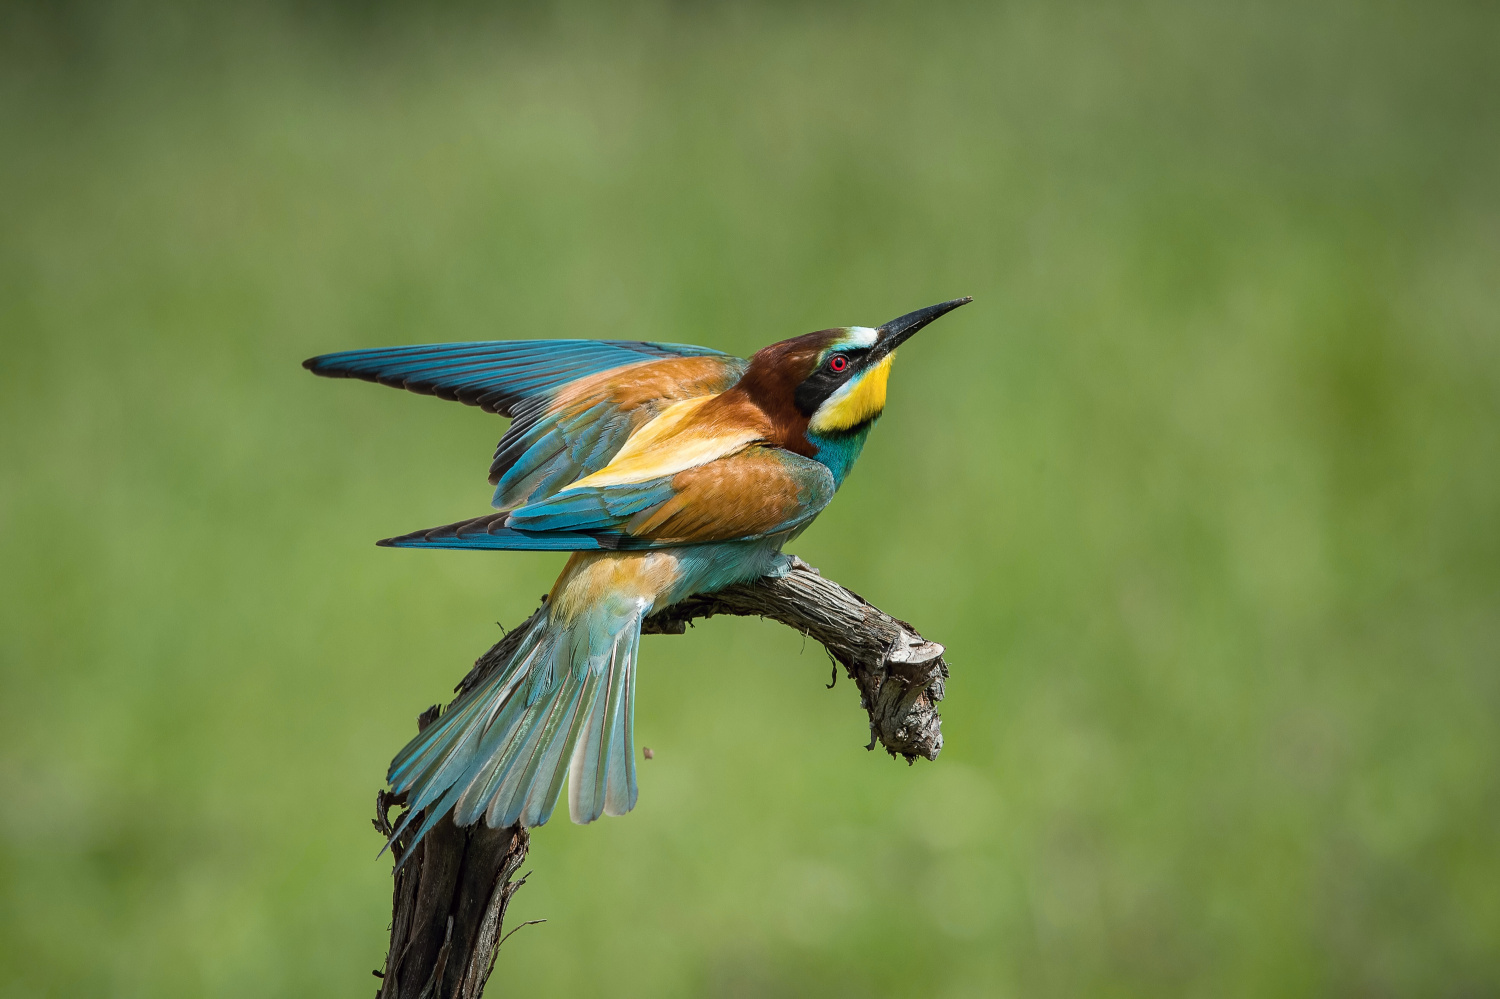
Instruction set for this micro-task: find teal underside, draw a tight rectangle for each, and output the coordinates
[807,421,875,488]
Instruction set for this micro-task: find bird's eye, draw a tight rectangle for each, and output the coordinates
[828,354,848,373]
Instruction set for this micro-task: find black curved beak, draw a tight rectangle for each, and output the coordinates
[872,296,972,358]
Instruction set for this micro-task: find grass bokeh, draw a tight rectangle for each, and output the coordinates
[2,2,1497,995]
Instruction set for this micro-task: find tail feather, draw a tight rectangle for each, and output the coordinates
[567,646,615,823]
[448,665,547,826]
[515,663,600,826]
[487,675,581,828]
[389,631,543,804]
[385,624,550,849]
[603,634,639,817]
[477,627,585,827]
[383,598,644,858]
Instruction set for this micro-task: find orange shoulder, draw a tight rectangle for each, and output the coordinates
[626,447,830,542]
[555,354,742,412]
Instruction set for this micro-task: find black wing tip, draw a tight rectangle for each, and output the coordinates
[302,354,516,412]
[303,354,358,377]
[377,527,463,547]
[377,514,515,550]
[377,533,435,547]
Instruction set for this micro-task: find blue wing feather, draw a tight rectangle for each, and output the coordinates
[377,515,664,551]
[438,447,835,546]
[378,445,833,550]
[305,338,749,510]
[506,478,678,533]
[303,339,730,416]
[306,337,772,545]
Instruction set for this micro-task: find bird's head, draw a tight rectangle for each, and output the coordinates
[734,297,971,482]
[741,297,972,437]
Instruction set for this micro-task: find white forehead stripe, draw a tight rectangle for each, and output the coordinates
[841,326,879,349]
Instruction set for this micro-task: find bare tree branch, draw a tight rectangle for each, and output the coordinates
[641,557,947,761]
[373,557,947,997]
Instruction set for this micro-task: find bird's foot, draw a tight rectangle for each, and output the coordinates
[764,553,797,579]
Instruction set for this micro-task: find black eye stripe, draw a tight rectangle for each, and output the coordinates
[828,347,868,368]
[793,346,873,416]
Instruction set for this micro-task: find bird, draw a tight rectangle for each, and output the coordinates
[304,296,971,853]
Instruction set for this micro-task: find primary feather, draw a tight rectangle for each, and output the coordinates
[302,339,732,415]
[303,340,749,509]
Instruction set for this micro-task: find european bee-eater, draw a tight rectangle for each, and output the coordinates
[305,296,970,850]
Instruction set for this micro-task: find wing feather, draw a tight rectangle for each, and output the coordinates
[304,337,750,511]
[489,355,749,507]
[506,446,834,544]
[381,446,834,551]
[303,339,731,416]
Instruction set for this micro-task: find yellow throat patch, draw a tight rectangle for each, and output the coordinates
[809,352,894,433]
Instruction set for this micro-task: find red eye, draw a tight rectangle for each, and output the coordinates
[828,354,848,373]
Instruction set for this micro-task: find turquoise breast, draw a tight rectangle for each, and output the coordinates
[806,423,875,488]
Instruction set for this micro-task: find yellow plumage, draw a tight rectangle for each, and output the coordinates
[809,352,894,433]
[565,394,762,490]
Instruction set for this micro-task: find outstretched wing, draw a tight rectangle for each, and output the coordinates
[380,446,836,550]
[302,339,729,415]
[304,339,748,508]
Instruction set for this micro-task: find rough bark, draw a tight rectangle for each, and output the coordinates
[373,556,947,997]
[641,557,947,761]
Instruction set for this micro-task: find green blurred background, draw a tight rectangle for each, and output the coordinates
[2,0,1497,995]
